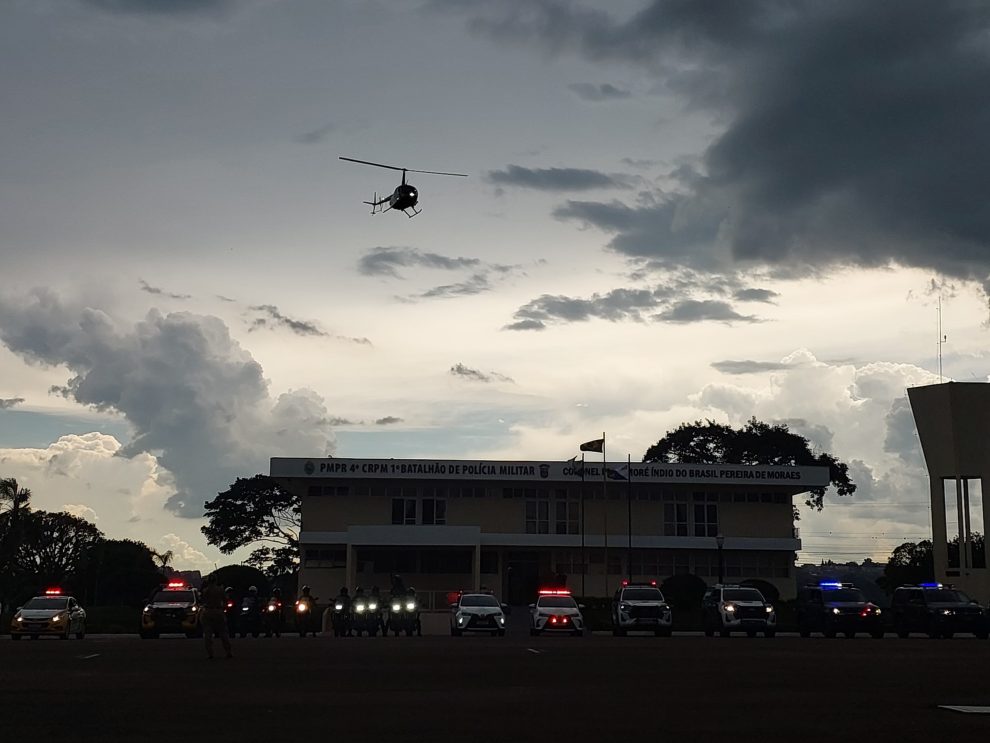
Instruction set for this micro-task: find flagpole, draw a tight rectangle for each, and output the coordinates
[602,431,608,597]
[627,452,633,583]
[580,452,586,598]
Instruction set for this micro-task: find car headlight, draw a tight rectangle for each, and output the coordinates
[391,603,401,612]
[723,604,736,613]
[191,606,199,612]
[943,609,954,616]
[406,602,416,611]
[765,605,774,614]
[498,615,505,624]
[457,615,466,625]
[15,615,23,623]
[52,613,64,623]
[874,608,882,615]
[143,605,152,613]
[619,603,629,612]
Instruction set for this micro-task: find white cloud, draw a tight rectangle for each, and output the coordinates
[159,533,214,574]
[63,503,99,522]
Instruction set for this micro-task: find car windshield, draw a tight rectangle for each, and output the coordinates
[623,588,663,601]
[823,588,865,602]
[924,589,971,603]
[151,590,194,603]
[461,595,500,607]
[23,597,68,610]
[539,596,577,608]
[723,589,764,602]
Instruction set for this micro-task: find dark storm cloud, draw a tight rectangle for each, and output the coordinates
[138,280,191,300]
[81,0,230,14]
[778,418,835,453]
[654,300,758,324]
[711,360,788,375]
[358,247,482,279]
[375,416,403,425]
[0,289,334,517]
[733,288,778,303]
[457,0,990,291]
[883,396,924,467]
[486,165,634,191]
[0,397,25,409]
[568,82,632,102]
[450,363,514,383]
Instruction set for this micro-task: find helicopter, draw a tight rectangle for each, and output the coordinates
[339,156,468,217]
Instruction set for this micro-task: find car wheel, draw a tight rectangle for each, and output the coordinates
[573,629,583,637]
[497,629,506,637]
[843,631,856,639]
[799,627,811,638]
[30,634,39,640]
[747,630,757,638]
[451,627,462,637]
[764,630,776,638]
[719,628,730,638]
[823,630,836,639]
[977,631,989,640]
[658,629,672,637]
[11,634,22,641]
[530,628,539,636]
[942,631,954,640]
[870,631,884,639]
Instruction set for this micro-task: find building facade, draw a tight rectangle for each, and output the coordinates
[909,382,990,603]
[271,457,828,606]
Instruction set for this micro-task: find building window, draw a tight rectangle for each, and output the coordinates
[391,498,417,525]
[554,550,586,576]
[694,503,719,537]
[630,550,660,578]
[422,498,447,525]
[526,500,550,534]
[554,498,579,535]
[480,551,499,574]
[664,502,688,536]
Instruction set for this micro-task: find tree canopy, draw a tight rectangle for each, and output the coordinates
[643,418,856,510]
[879,540,934,591]
[201,475,300,578]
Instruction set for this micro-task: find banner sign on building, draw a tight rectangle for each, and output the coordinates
[270,458,830,488]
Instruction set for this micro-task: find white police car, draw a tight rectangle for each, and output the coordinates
[450,591,508,636]
[529,588,584,636]
[612,580,672,637]
[10,588,87,640]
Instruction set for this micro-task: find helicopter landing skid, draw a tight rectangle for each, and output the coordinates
[403,207,421,218]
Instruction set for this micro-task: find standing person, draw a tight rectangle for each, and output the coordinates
[201,576,233,660]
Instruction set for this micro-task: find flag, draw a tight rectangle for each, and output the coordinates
[567,456,586,478]
[580,438,604,453]
[606,466,628,481]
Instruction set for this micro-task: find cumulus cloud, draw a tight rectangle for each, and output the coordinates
[486,165,636,191]
[457,1,990,293]
[450,363,514,383]
[0,289,336,517]
[159,533,213,573]
[568,82,632,102]
[63,503,99,522]
[0,397,25,409]
[139,280,190,300]
[375,416,403,425]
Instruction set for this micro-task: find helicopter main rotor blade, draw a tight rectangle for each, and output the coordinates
[339,156,467,178]
[339,156,405,172]
[405,168,468,178]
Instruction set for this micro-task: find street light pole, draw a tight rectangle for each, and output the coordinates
[715,533,725,585]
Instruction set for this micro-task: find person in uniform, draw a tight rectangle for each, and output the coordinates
[201,576,233,660]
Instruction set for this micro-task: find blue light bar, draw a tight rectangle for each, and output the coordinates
[920,582,943,588]
[820,581,842,589]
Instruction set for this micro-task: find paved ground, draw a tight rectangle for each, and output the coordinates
[3,630,989,742]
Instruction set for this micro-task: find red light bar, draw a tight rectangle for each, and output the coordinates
[166,581,186,589]
[538,588,572,596]
[650,579,657,587]
[621,580,629,587]
[44,587,62,595]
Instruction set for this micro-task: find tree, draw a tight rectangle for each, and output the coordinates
[659,573,708,611]
[0,478,33,603]
[151,549,174,578]
[643,418,856,510]
[80,539,163,606]
[15,510,103,587]
[202,475,300,578]
[206,564,271,597]
[880,540,934,591]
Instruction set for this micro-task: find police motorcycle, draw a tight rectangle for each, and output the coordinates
[263,588,284,638]
[224,586,238,636]
[238,586,263,638]
[294,585,318,637]
[388,588,422,637]
[330,587,352,637]
[351,587,381,637]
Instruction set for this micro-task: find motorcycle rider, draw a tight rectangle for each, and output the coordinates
[224,586,238,636]
[351,586,368,637]
[407,587,423,637]
[329,586,351,637]
[294,585,318,638]
[264,587,283,638]
[239,585,261,638]
[387,575,407,635]
[370,586,386,637]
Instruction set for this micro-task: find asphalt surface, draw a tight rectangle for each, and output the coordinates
[2,630,989,742]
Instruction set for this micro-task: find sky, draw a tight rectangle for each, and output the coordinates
[2,0,989,572]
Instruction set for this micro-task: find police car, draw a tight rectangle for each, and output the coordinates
[611,580,672,636]
[891,582,989,639]
[529,588,585,636]
[10,588,87,640]
[450,591,508,636]
[702,584,776,638]
[795,581,883,639]
[140,580,201,639]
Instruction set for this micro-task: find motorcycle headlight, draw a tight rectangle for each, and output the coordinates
[369,603,378,611]
[335,603,344,611]
[406,602,416,611]
[392,603,401,612]
[296,604,308,613]
[268,604,277,612]
[355,604,366,613]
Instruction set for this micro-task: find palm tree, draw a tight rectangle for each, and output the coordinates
[1,477,32,609]
[152,549,174,578]
[0,477,31,515]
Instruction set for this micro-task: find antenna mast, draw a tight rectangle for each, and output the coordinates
[937,295,946,383]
